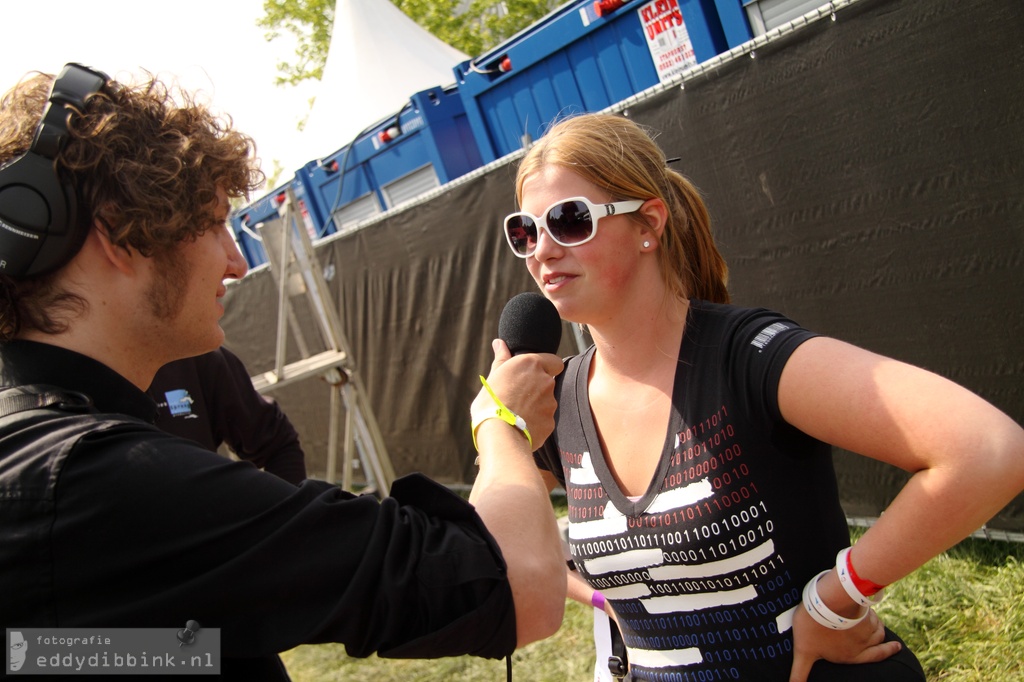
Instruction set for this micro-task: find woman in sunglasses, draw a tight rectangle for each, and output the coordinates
[505,112,1024,682]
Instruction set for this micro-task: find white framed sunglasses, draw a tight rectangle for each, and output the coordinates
[503,196,645,258]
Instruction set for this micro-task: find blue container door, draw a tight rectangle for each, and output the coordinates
[478,14,662,158]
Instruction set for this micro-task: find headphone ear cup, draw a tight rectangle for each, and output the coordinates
[0,152,78,278]
[0,62,106,279]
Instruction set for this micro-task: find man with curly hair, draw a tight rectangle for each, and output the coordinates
[0,64,566,680]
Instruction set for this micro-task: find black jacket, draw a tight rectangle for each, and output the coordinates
[0,340,516,680]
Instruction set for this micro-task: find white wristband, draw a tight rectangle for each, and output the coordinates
[802,570,868,630]
[836,547,886,607]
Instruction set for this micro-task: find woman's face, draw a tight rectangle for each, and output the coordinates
[520,165,648,326]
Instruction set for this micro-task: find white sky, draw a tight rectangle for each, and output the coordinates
[1,0,319,187]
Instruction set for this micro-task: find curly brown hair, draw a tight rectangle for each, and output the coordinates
[0,68,265,341]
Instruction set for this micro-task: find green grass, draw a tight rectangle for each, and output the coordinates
[279,600,595,682]
[280,525,1024,682]
[873,536,1023,681]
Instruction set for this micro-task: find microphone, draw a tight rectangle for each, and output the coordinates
[498,292,562,356]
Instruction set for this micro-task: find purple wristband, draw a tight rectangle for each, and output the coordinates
[591,591,606,610]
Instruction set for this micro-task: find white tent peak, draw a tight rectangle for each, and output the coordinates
[288,0,469,171]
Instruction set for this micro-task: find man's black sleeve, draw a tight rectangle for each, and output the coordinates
[201,347,307,484]
[47,428,517,661]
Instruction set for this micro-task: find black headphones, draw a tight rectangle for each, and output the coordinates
[0,63,109,278]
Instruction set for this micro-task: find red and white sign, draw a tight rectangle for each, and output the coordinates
[639,0,697,83]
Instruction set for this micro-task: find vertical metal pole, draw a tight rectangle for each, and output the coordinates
[325,381,340,485]
[342,397,355,491]
[273,205,291,380]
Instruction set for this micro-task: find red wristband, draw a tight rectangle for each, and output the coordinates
[846,548,886,597]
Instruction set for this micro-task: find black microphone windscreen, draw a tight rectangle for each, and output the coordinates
[498,292,562,356]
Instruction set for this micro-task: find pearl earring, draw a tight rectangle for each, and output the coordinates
[643,241,651,248]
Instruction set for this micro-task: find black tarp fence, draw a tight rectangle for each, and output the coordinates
[221,0,1024,532]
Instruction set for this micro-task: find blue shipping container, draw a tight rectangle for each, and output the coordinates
[454,0,728,163]
[713,0,755,47]
[298,84,483,238]
[230,179,319,269]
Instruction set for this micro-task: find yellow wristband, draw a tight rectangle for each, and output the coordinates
[471,375,532,451]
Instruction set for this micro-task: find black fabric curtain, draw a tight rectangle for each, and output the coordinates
[222,0,1024,531]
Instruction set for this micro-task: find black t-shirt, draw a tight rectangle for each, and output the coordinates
[0,340,516,681]
[536,301,920,681]
[148,347,306,484]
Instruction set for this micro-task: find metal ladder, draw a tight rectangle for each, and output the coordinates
[248,187,395,495]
